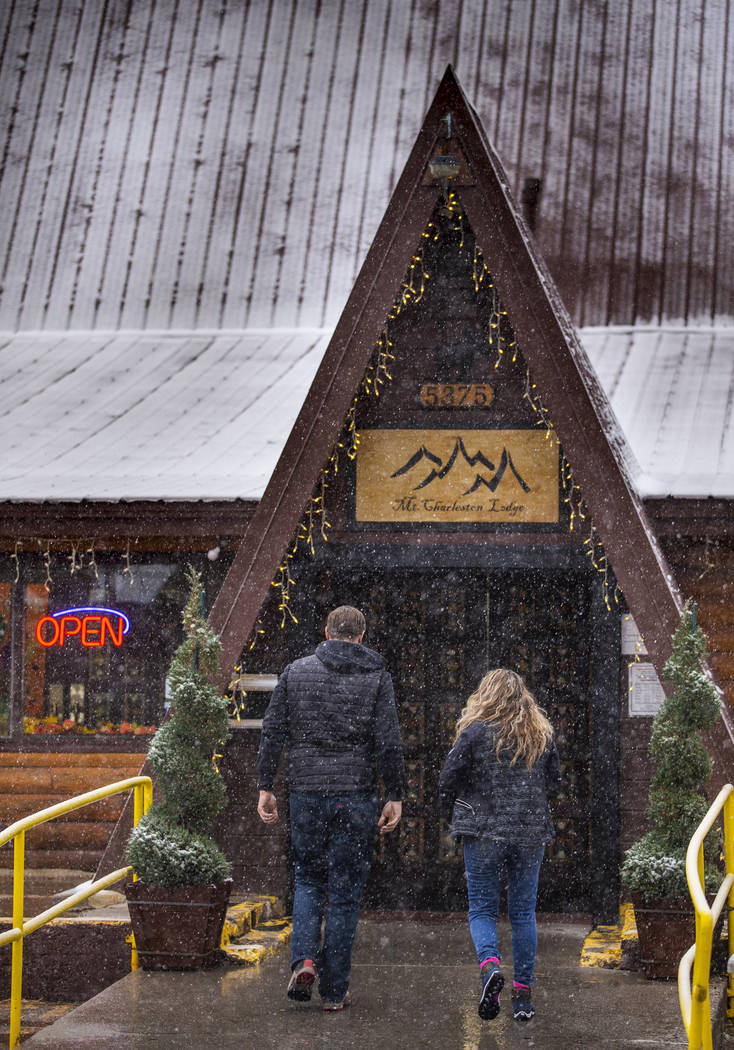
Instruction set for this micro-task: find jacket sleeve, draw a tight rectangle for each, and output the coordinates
[545,737,562,798]
[374,670,407,800]
[438,729,473,821]
[255,667,290,791]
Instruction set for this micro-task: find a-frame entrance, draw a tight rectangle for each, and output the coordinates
[98,67,688,921]
[208,162,634,916]
[209,67,681,687]
[201,66,683,922]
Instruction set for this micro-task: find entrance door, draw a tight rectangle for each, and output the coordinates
[315,567,592,912]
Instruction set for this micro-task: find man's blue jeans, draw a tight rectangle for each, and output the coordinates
[289,791,378,1001]
[462,836,546,986]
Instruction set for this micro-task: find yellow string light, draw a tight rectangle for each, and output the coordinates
[238,205,622,687]
[473,245,516,368]
[482,274,618,609]
[442,190,465,246]
[237,224,436,671]
[86,541,99,580]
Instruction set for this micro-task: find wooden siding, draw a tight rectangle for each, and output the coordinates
[619,704,654,855]
[0,751,143,870]
[663,537,734,704]
[0,0,731,334]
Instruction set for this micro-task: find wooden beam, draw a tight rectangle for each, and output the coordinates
[209,150,450,680]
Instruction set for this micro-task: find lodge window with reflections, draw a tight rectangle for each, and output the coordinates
[19,556,209,737]
[0,581,10,735]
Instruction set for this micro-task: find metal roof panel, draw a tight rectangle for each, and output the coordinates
[1,325,732,501]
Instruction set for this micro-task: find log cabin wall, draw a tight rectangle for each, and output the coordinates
[619,670,654,857]
[649,499,734,712]
[0,751,143,871]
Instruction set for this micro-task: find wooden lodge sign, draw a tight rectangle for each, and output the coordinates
[356,429,559,524]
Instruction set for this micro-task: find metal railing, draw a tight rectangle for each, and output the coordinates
[678,783,734,1050]
[0,776,152,1049]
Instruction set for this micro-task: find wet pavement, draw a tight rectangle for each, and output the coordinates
[22,915,725,1049]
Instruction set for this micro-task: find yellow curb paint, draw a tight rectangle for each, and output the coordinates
[221,904,260,946]
[580,903,637,970]
[220,895,279,946]
[620,901,638,940]
[221,916,292,968]
[222,945,267,965]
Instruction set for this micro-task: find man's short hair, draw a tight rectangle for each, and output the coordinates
[326,605,366,640]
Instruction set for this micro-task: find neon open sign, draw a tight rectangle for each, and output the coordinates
[36,607,131,648]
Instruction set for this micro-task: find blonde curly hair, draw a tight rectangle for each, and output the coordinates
[454,668,553,769]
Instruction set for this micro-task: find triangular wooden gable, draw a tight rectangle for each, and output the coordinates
[209,65,681,685]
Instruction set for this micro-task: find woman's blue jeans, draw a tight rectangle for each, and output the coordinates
[289,791,378,1001]
[462,836,545,986]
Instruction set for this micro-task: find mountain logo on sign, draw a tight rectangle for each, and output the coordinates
[390,437,531,494]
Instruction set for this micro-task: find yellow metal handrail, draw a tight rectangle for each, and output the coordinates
[0,775,152,1049]
[678,783,734,1050]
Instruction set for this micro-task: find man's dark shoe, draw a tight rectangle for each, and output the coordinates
[287,958,316,1002]
[478,962,504,1020]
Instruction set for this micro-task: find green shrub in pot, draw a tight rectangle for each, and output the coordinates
[126,566,231,887]
[621,605,721,904]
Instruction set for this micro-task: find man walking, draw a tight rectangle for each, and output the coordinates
[256,605,406,1010]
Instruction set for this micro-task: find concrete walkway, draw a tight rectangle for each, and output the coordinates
[22,916,726,1049]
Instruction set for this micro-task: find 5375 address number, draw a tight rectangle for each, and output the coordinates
[419,383,495,408]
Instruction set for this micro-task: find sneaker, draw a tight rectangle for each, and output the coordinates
[512,988,534,1021]
[287,958,316,1002]
[322,990,352,1012]
[478,962,504,1020]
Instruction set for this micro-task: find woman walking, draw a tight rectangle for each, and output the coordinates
[438,668,561,1023]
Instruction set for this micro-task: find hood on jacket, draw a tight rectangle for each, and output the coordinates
[315,639,385,675]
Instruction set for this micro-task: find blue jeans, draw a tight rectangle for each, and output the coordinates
[462,837,546,986]
[289,792,378,1001]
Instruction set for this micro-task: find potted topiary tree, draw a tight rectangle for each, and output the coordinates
[621,604,721,978]
[125,566,232,970]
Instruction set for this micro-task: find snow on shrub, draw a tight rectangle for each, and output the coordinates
[621,605,721,903]
[126,566,231,887]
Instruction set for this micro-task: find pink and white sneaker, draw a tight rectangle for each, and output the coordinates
[287,958,316,1002]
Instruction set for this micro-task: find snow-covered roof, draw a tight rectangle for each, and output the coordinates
[0,329,328,501]
[583,327,734,499]
[0,326,732,503]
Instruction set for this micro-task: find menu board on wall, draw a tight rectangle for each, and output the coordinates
[355,429,559,524]
[628,662,666,716]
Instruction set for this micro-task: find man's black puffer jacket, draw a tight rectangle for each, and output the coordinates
[256,640,406,798]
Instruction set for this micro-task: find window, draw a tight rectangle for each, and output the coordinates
[16,554,218,737]
[0,583,10,735]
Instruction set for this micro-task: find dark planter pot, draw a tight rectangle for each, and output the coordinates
[629,892,697,980]
[125,879,233,971]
